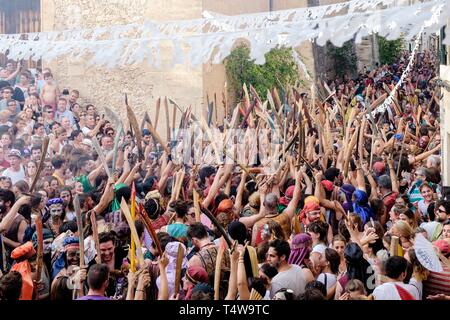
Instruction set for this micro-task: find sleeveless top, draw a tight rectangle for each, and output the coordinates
[5,214,26,244]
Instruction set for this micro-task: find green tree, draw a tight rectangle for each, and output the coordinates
[378,36,404,65]
[326,40,357,78]
[225,44,299,102]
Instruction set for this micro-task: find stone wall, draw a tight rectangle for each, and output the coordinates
[41,0,204,140]
[40,0,377,133]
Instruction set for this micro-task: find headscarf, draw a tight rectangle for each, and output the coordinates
[279,185,295,207]
[352,190,374,225]
[32,228,54,250]
[321,180,334,192]
[288,233,312,267]
[51,236,80,279]
[217,199,233,214]
[184,266,209,300]
[299,201,321,227]
[47,198,64,207]
[340,184,355,213]
[10,242,36,300]
[156,241,187,298]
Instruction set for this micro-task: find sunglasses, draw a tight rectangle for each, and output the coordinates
[437,208,447,213]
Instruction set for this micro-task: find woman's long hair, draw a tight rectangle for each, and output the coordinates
[344,243,372,292]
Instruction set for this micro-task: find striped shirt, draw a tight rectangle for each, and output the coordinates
[423,264,450,298]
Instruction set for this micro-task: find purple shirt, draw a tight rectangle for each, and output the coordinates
[77,295,110,300]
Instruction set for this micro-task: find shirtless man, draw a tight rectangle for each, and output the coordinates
[40,72,59,113]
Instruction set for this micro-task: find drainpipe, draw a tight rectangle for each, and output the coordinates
[269,0,273,12]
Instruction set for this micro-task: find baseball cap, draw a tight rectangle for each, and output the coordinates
[8,149,22,159]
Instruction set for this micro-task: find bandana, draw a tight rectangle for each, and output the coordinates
[352,190,374,225]
[32,228,54,249]
[279,186,295,207]
[299,202,321,227]
[217,199,233,213]
[47,198,64,206]
[63,236,80,251]
[10,242,36,300]
[321,180,334,192]
[340,184,355,213]
[288,233,312,267]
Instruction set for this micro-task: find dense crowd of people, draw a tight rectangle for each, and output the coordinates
[0,47,449,301]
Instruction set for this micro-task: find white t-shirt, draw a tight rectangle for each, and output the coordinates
[312,243,328,255]
[2,166,25,184]
[373,282,420,300]
[270,264,306,298]
[317,272,337,291]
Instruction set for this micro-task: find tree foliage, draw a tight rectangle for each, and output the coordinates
[225,44,299,101]
[326,40,357,78]
[378,36,404,65]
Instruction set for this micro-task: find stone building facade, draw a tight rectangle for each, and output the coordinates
[39,0,378,139]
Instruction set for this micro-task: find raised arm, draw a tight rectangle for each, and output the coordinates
[408,144,441,165]
[284,169,302,220]
[236,245,250,300]
[0,196,30,233]
[239,185,267,229]
[88,162,106,188]
[124,161,142,186]
[157,254,169,300]
[86,119,105,138]
[92,178,115,215]
[355,159,366,192]
[157,160,174,194]
[386,158,399,193]
[5,63,21,81]
[234,171,247,214]
[225,243,238,300]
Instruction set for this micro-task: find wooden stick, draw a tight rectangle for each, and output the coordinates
[140,203,163,255]
[111,124,123,172]
[343,126,360,178]
[174,243,184,295]
[214,238,225,300]
[397,123,409,177]
[91,136,112,179]
[164,96,171,142]
[73,194,84,268]
[120,198,145,268]
[143,112,170,155]
[125,94,144,160]
[29,136,49,192]
[172,98,177,140]
[193,189,201,223]
[154,97,161,131]
[130,184,136,272]
[34,214,43,283]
